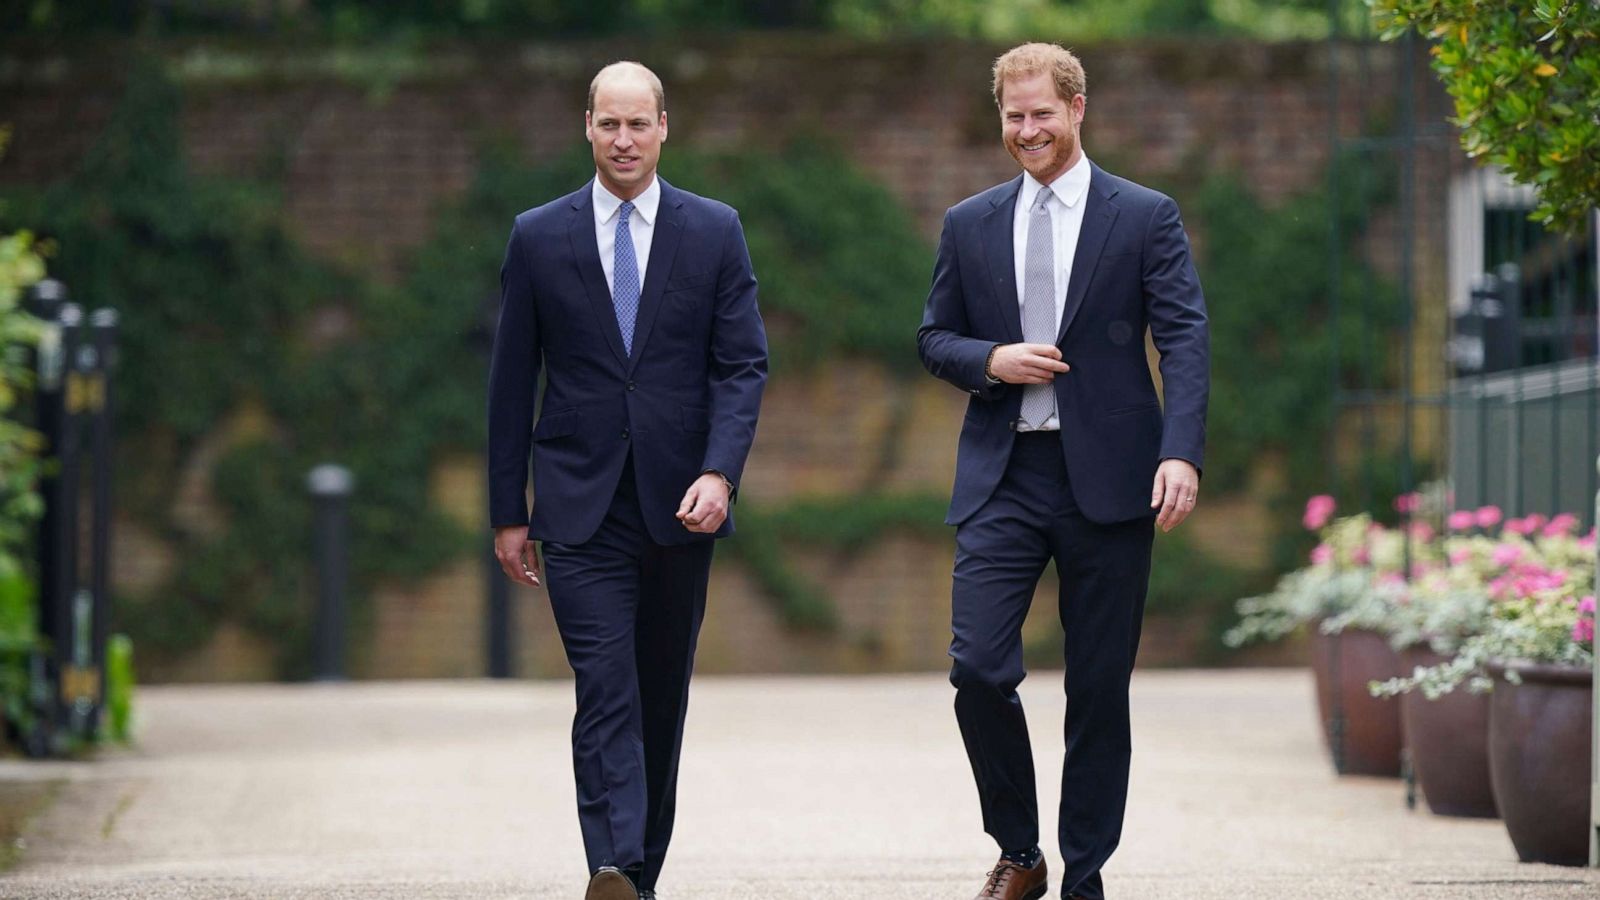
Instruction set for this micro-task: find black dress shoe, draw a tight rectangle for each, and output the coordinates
[585,867,638,900]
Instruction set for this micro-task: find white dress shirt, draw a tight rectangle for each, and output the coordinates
[1011,154,1091,431]
[594,175,660,297]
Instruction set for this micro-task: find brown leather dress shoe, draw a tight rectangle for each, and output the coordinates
[585,867,638,900]
[972,857,1047,900]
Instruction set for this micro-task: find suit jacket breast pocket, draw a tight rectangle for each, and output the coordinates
[664,270,716,294]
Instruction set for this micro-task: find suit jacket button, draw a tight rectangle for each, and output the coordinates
[621,429,630,440]
[626,381,636,391]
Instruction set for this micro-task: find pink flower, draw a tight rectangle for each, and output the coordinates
[1522,513,1547,532]
[1491,544,1523,568]
[1447,510,1476,531]
[1408,522,1435,542]
[1475,505,1503,529]
[1393,492,1421,514]
[1580,529,1597,550]
[1448,548,1473,565]
[1309,543,1333,565]
[1352,545,1371,566]
[1574,616,1595,646]
[1502,516,1535,536]
[1303,495,1336,531]
[1542,513,1578,537]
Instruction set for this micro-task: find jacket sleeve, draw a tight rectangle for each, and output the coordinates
[1143,195,1209,473]
[700,210,769,490]
[917,209,1002,401]
[486,219,542,527]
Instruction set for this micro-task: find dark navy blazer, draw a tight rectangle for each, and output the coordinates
[917,164,1209,526]
[488,178,768,546]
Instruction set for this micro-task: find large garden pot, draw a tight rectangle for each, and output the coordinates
[1486,661,1593,866]
[1309,627,1404,776]
[1399,646,1497,818]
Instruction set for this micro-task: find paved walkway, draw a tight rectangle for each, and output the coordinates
[1,671,1596,898]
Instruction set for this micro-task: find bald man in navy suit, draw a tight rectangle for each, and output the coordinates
[488,61,766,900]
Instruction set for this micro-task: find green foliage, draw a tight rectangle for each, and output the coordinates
[101,634,133,742]
[1368,0,1600,233]
[725,492,949,628]
[0,574,37,736]
[4,0,1350,40]
[0,129,48,741]
[833,0,1342,41]
[3,0,829,38]
[1,60,472,676]
[1183,162,1406,567]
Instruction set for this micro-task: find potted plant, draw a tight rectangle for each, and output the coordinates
[1227,497,1406,777]
[1374,515,1595,865]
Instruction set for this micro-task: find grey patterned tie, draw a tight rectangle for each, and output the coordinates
[613,200,640,355]
[1019,189,1057,430]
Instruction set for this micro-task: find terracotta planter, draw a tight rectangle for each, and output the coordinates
[1399,646,1497,818]
[1309,627,1404,776]
[1486,661,1593,866]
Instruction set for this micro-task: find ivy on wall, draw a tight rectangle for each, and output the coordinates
[0,62,472,674]
[0,55,1412,671]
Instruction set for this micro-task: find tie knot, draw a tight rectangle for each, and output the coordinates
[618,200,635,221]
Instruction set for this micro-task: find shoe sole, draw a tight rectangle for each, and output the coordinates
[585,869,638,900]
[1021,885,1047,900]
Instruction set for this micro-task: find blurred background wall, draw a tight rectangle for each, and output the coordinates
[0,2,1454,681]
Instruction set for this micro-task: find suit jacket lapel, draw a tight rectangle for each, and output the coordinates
[625,178,686,375]
[1057,166,1119,343]
[568,181,629,368]
[981,175,1025,345]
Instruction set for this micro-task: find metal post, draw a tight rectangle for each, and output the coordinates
[87,309,117,737]
[47,303,86,750]
[307,464,354,681]
[58,308,104,742]
[485,543,512,678]
[1591,453,1599,867]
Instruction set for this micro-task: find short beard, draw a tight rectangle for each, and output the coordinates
[1007,135,1073,182]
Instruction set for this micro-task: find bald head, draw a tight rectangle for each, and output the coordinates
[588,61,666,118]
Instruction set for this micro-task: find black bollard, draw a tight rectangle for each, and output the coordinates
[86,309,118,736]
[307,464,354,681]
[46,303,86,750]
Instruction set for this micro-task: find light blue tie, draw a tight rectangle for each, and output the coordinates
[613,200,640,355]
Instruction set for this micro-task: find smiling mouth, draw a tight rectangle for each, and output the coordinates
[612,156,639,166]
[1019,140,1051,152]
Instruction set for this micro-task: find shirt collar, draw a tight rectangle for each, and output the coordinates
[1019,154,1092,212]
[593,175,661,226]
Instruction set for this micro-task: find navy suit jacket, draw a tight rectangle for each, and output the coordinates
[917,164,1209,526]
[488,177,768,546]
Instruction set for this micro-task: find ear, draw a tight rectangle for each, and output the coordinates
[659,111,669,143]
[584,110,594,143]
[1071,93,1086,125]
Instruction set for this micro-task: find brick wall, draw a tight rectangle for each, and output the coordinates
[1,36,1431,679]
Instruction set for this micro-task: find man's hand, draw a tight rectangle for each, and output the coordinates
[494,525,541,587]
[1151,459,1200,533]
[677,473,731,534]
[988,343,1070,385]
